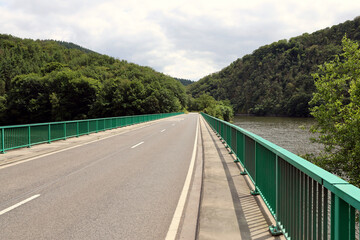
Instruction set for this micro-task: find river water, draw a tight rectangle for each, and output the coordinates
[232,116,323,156]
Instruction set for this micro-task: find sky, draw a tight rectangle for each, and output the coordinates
[0,0,359,80]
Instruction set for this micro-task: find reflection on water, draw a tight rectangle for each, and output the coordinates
[233,116,322,156]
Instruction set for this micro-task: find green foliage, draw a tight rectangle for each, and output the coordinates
[175,78,194,86]
[0,34,187,125]
[187,17,360,117]
[188,93,234,121]
[0,94,6,120]
[309,37,360,186]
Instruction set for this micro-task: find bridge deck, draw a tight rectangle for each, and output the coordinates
[0,114,284,239]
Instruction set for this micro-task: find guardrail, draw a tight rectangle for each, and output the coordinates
[201,112,360,240]
[1,112,183,154]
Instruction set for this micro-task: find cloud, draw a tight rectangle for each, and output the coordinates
[0,0,359,80]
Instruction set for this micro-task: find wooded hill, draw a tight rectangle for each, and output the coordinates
[188,17,360,117]
[0,34,187,125]
[175,78,194,86]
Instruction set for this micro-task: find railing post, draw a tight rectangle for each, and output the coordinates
[96,120,98,133]
[28,126,31,148]
[48,124,51,143]
[64,123,67,140]
[269,155,282,235]
[251,142,259,195]
[331,194,353,240]
[234,128,240,162]
[1,128,5,153]
[76,122,79,137]
[87,120,90,135]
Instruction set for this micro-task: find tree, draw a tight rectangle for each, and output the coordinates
[0,34,188,125]
[309,37,360,186]
[6,73,51,124]
[188,93,234,121]
[47,69,100,120]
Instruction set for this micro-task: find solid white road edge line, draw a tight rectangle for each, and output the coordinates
[165,115,199,240]
[131,141,144,149]
[0,194,40,216]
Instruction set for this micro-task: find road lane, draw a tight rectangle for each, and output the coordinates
[0,113,198,239]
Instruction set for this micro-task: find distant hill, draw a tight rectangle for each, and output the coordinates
[0,34,187,125]
[54,40,95,54]
[175,78,194,86]
[188,17,360,117]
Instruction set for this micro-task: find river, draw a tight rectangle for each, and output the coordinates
[232,116,323,156]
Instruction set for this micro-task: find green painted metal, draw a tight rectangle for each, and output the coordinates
[317,182,322,240]
[31,125,48,145]
[269,225,282,236]
[28,126,31,148]
[64,123,67,140]
[299,171,304,239]
[313,179,317,240]
[305,175,309,239]
[0,112,183,154]
[1,128,4,153]
[236,131,244,164]
[324,189,329,240]
[48,124,51,143]
[201,112,360,240]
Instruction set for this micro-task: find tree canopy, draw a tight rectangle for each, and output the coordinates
[175,78,194,86]
[187,93,234,121]
[309,37,360,186]
[0,34,187,125]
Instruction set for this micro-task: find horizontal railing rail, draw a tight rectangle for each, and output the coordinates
[1,112,183,154]
[201,112,360,240]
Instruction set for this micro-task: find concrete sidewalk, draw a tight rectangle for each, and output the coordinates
[197,116,284,240]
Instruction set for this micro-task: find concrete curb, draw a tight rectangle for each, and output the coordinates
[177,114,204,239]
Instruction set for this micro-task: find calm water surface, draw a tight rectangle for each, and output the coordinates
[233,116,322,156]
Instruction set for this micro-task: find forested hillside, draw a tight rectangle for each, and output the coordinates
[0,34,187,125]
[188,17,360,116]
[175,78,194,86]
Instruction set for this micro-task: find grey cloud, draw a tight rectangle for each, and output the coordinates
[147,5,288,71]
[86,30,164,69]
[8,0,97,15]
[2,0,360,80]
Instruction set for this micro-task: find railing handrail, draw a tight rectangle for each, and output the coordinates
[0,112,172,129]
[1,112,184,153]
[206,114,360,207]
[201,112,360,239]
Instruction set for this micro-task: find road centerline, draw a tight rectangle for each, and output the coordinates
[0,194,40,216]
[131,141,144,149]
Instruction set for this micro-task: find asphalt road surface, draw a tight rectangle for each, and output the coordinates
[0,113,198,240]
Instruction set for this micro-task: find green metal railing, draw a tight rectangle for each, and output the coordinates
[201,112,360,240]
[1,112,183,153]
